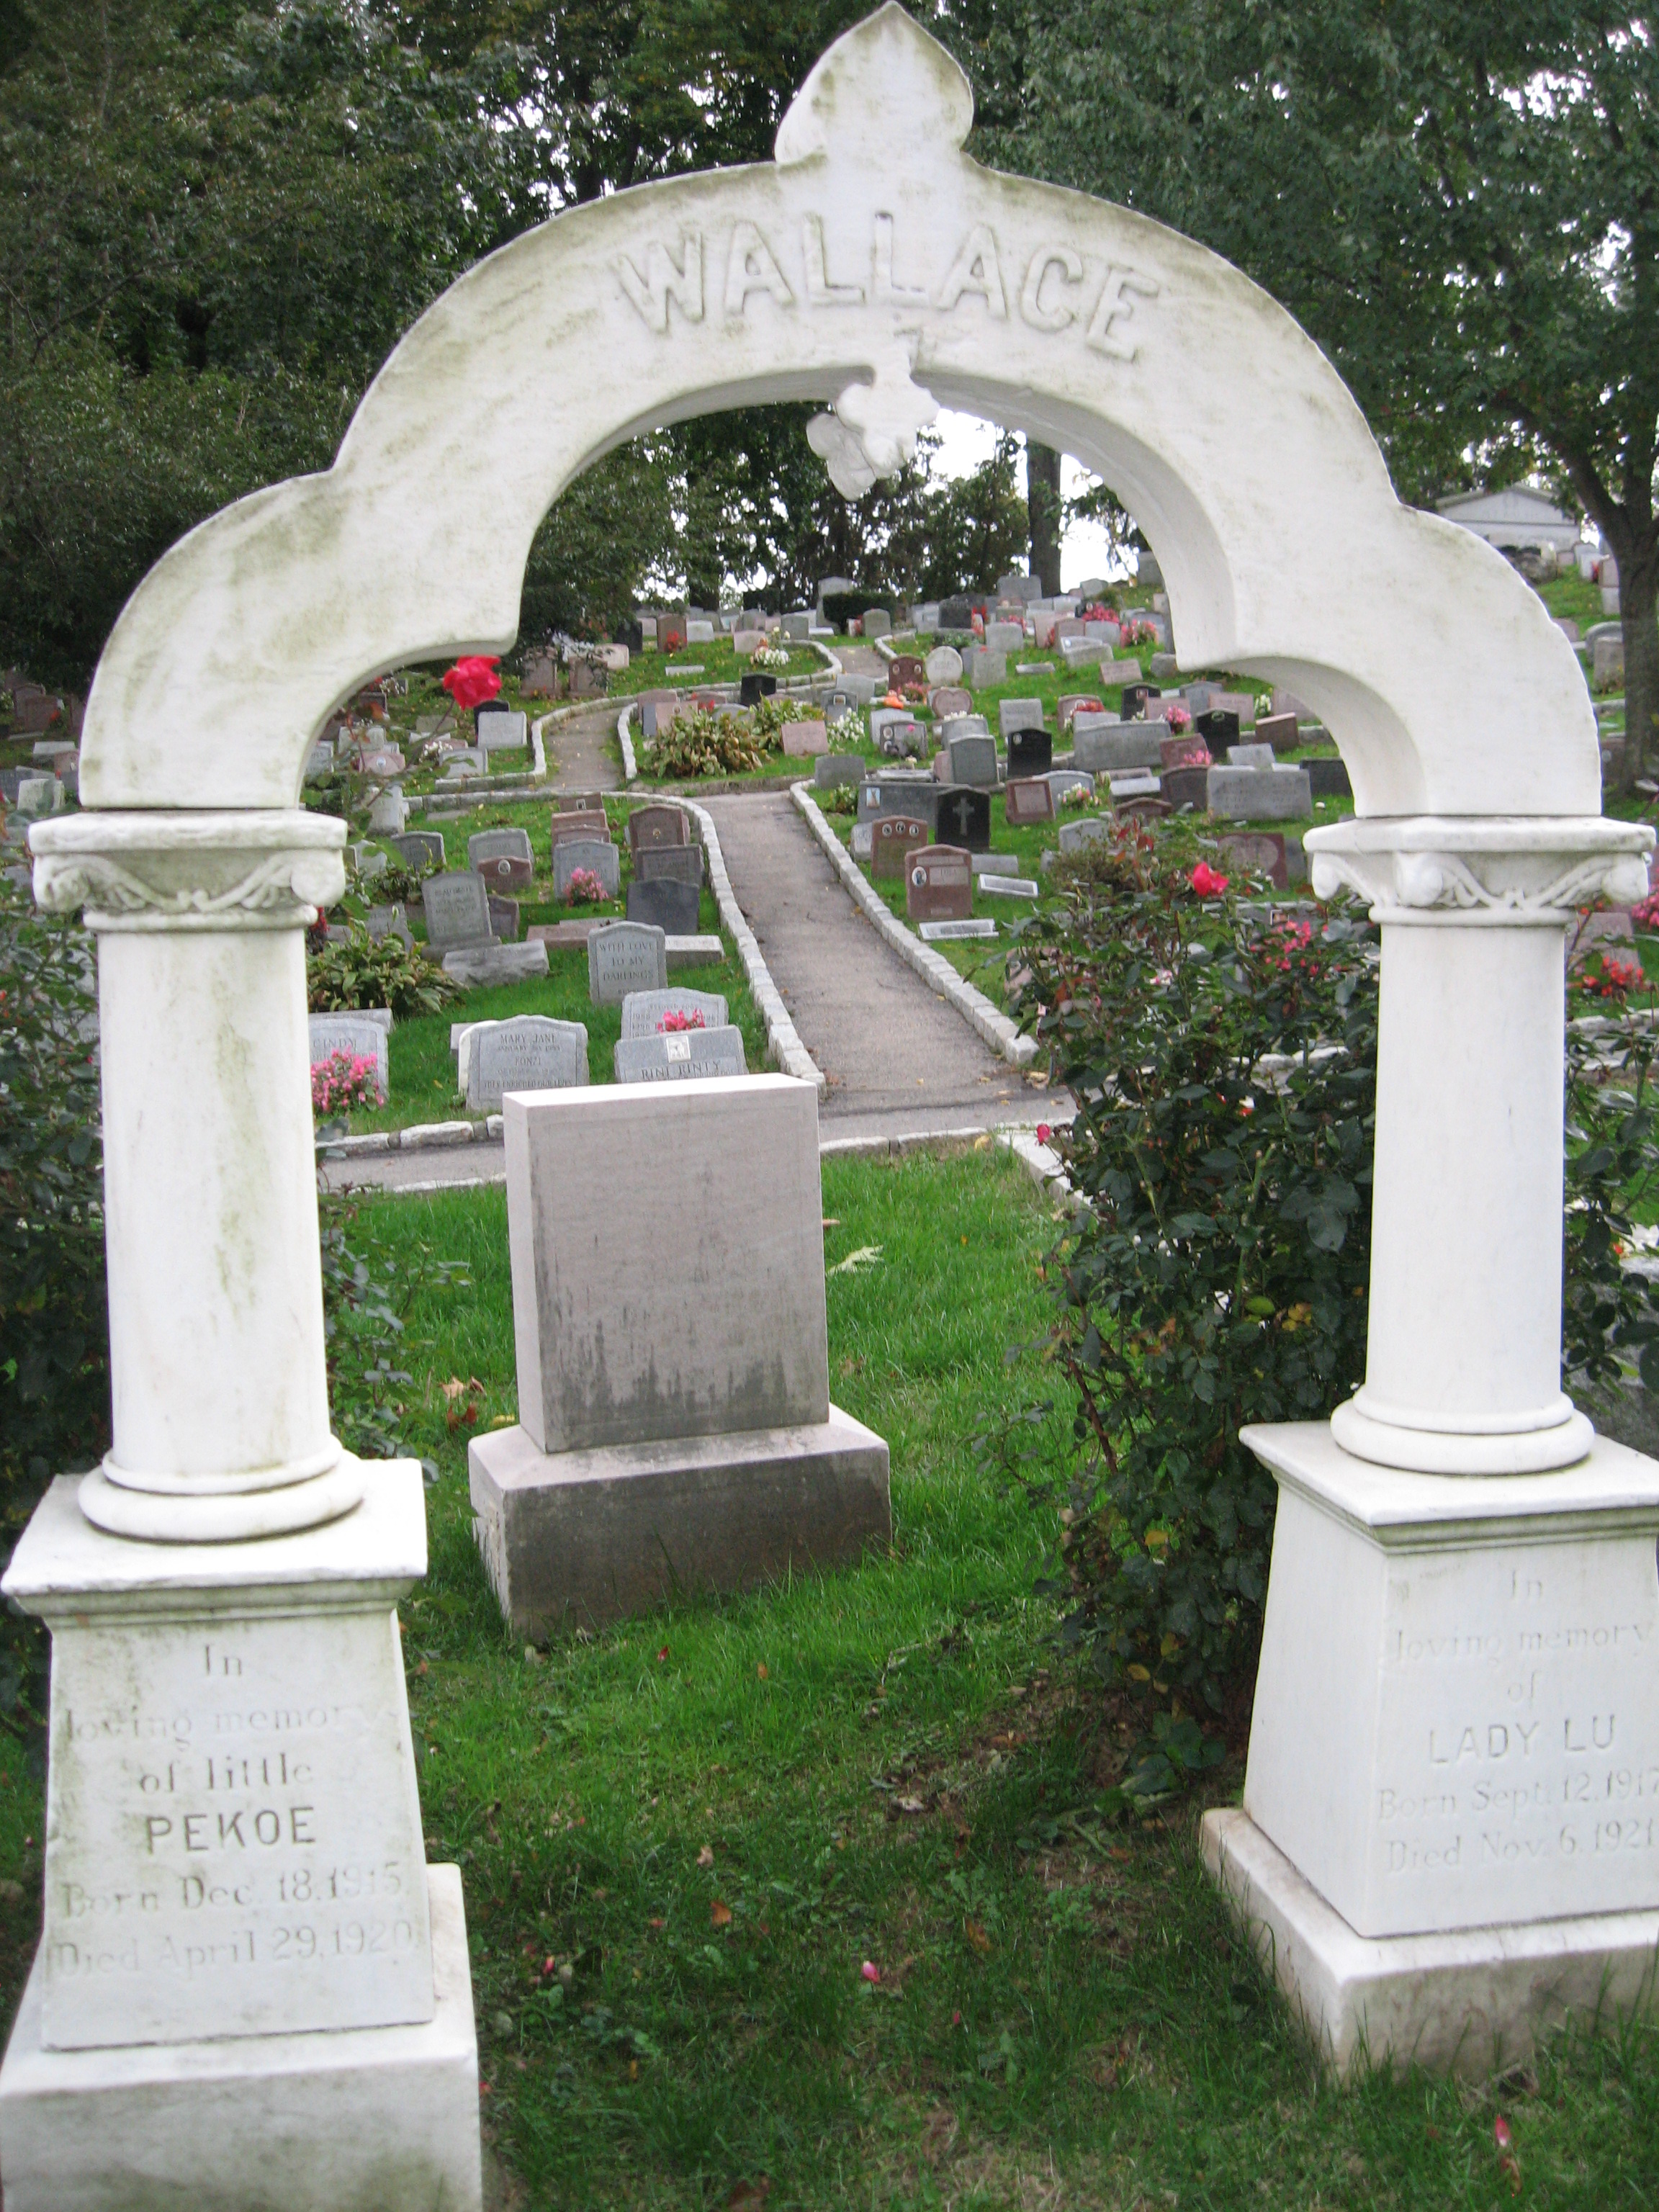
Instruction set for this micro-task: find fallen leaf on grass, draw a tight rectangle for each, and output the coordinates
[895,1795,926,1815]
[964,1919,992,1955]
[441,1376,485,1402]
[727,2181,771,2211]
[756,1663,768,1679]
[697,1845,715,1868]
[711,1899,732,1928]
[827,1244,883,1276]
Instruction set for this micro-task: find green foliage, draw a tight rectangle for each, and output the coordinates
[999,825,1379,1721]
[639,708,773,780]
[307,924,459,1020]
[1562,1015,1659,1397]
[318,1185,467,1475]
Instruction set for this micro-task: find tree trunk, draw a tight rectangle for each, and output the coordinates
[1619,541,1659,794]
[1026,439,1064,597]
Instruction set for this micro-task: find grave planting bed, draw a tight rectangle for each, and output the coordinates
[0,1151,1629,2206]
[624,637,826,693]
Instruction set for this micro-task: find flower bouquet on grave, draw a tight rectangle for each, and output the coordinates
[1164,705,1192,733]
[752,644,791,671]
[1061,783,1092,808]
[310,1050,385,1118]
[1118,617,1158,648]
[657,1009,706,1032]
[565,867,606,905]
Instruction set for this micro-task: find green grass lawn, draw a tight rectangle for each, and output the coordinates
[626,637,827,693]
[0,1155,1652,2203]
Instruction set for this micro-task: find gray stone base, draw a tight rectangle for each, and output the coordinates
[1202,1808,1659,2079]
[469,1408,891,1635]
[0,1866,482,2212]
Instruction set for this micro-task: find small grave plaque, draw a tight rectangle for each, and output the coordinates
[619,989,729,1039]
[918,917,997,942]
[550,808,610,848]
[739,673,778,706]
[627,877,701,935]
[934,786,991,852]
[1162,766,1211,811]
[1004,778,1056,826]
[888,655,926,690]
[930,685,972,718]
[553,837,621,899]
[477,709,529,752]
[905,845,973,924]
[1255,712,1300,755]
[1160,733,1212,770]
[588,922,668,1004]
[469,829,535,888]
[487,894,520,942]
[817,753,866,789]
[391,830,445,871]
[1073,719,1164,775]
[443,941,549,984]
[978,873,1040,899]
[946,733,998,788]
[308,1013,389,1097]
[465,1016,589,1108]
[613,1026,748,1083]
[1058,693,1102,730]
[1226,744,1277,770]
[783,718,828,757]
[628,805,688,853]
[1045,770,1094,804]
[637,845,705,887]
[1058,816,1112,855]
[1007,728,1053,778]
[421,871,495,950]
[872,814,932,879]
[1206,765,1313,821]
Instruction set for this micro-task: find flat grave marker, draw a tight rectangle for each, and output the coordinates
[636,845,705,886]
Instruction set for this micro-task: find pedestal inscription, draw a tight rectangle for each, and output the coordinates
[1363,1536,1659,1932]
[42,1606,431,2049]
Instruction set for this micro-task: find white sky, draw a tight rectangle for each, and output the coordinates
[929,407,1128,589]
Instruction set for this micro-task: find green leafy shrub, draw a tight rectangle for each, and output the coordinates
[1561,1012,1659,1401]
[307,924,459,1020]
[0,879,107,1760]
[999,824,1378,1728]
[639,707,770,779]
[318,1187,469,1476]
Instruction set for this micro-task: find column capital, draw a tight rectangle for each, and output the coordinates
[27,809,346,933]
[1304,815,1653,927]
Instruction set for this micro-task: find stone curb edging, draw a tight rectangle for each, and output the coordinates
[320,1114,503,1161]
[790,781,1037,1070]
[667,793,824,1092]
[617,704,638,783]
[324,1115,1077,1194]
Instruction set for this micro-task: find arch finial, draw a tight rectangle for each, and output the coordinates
[775,4,974,168]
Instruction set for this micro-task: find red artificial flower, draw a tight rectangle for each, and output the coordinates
[1190,862,1229,898]
[441,656,502,711]
[1036,1123,1052,1146]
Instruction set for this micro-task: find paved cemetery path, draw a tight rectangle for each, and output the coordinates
[702,791,1038,1134]
[545,699,624,793]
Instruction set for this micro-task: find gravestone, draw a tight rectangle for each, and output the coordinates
[998,698,1046,740]
[1007,728,1053,778]
[919,917,997,942]
[1072,719,1164,774]
[367,787,408,835]
[629,804,688,853]
[477,709,528,752]
[934,786,991,853]
[619,989,729,1039]
[783,718,828,756]
[939,595,973,629]
[1228,743,1278,770]
[468,828,535,889]
[637,845,705,887]
[464,1017,589,1110]
[1206,764,1313,820]
[1256,712,1300,755]
[930,685,972,718]
[626,877,701,936]
[487,894,520,942]
[308,1013,389,1097]
[1058,816,1112,855]
[421,870,495,951]
[391,830,445,871]
[984,621,1025,653]
[1045,770,1094,804]
[588,921,669,1004]
[1218,832,1290,888]
[613,1026,748,1082]
[863,608,891,638]
[967,649,1007,689]
[361,747,406,778]
[1161,732,1212,770]
[733,629,767,657]
[1004,778,1056,826]
[876,717,925,759]
[739,673,778,706]
[687,619,715,644]
[1305,756,1353,801]
[1115,793,1172,822]
[1162,765,1211,811]
[549,808,610,848]
[946,732,998,788]
[1058,694,1104,730]
[1197,709,1243,747]
[817,753,867,789]
[365,904,414,953]
[888,655,926,690]
[906,845,973,924]
[871,814,932,878]
[443,941,550,984]
[471,1077,889,1636]
[977,871,1040,899]
[553,837,622,899]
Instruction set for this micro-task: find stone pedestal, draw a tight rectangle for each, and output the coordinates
[473,1075,890,1630]
[0,1464,480,2206]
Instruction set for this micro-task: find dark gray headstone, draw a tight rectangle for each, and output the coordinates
[1305,757,1353,801]
[933,787,991,853]
[1007,728,1053,778]
[390,831,445,872]
[636,845,705,888]
[421,871,495,950]
[626,877,701,936]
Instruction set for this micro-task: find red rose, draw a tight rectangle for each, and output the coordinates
[441,656,503,711]
[1190,862,1230,897]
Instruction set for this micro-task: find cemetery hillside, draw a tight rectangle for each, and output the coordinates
[1,6,1658,2208]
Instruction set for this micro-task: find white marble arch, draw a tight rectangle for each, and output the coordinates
[21,3,1659,2105]
[80,4,1588,822]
